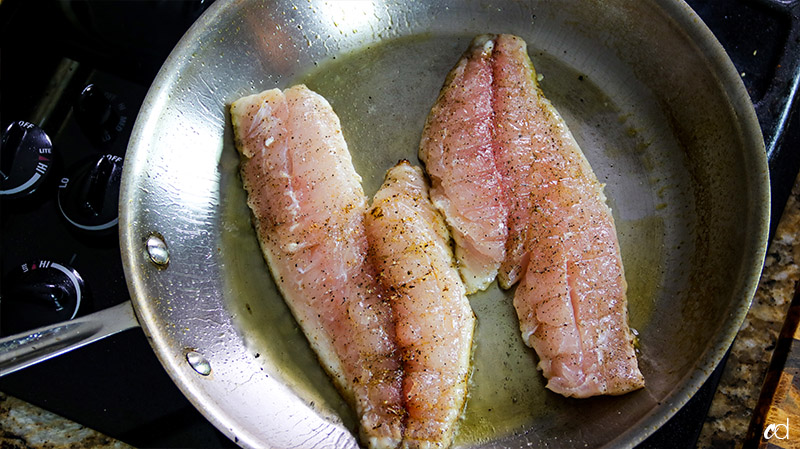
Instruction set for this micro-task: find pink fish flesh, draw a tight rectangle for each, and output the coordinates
[366,161,475,449]
[491,34,644,397]
[423,34,644,397]
[418,37,509,294]
[231,85,404,448]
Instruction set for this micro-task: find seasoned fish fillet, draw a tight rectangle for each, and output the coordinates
[365,162,475,449]
[489,34,644,397]
[231,85,404,448]
[423,34,644,398]
[418,36,508,294]
[491,33,542,289]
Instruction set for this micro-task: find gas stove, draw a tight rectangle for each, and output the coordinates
[0,1,797,448]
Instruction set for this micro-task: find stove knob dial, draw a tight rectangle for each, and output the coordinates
[1,260,87,336]
[76,84,128,147]
[58,154,123,232]
[0,121,54,199]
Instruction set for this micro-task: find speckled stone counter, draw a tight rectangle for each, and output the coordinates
[697,169,800,448]
[0,392,132,449]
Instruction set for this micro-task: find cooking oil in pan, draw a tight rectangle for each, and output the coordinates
[223,33,667,446]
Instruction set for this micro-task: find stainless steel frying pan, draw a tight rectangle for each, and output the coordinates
[0,0,770,448]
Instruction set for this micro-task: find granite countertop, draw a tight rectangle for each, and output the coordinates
[0,392,131,449]
[1,174,798,449]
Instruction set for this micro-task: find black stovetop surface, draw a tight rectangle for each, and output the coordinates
[0,0,798,448]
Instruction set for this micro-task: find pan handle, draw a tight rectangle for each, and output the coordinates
[0,300,140,377]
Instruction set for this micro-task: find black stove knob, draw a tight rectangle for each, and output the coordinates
[0,121,54,200]
[76,84,129,147]
[1,260,87,336]
[58,154,123,232]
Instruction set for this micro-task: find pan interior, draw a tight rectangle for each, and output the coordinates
[122,1,768,448]
[223,33,684,442]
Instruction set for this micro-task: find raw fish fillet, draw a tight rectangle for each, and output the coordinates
[231,85,404,448]
[490,34,644,397]
[418,37,508,294]
[366,161,475,449]
[491,33,542,289]
[424,34,644,397]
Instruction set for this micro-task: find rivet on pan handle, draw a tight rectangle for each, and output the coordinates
[146,232,170,268]
[186,350,211,376]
